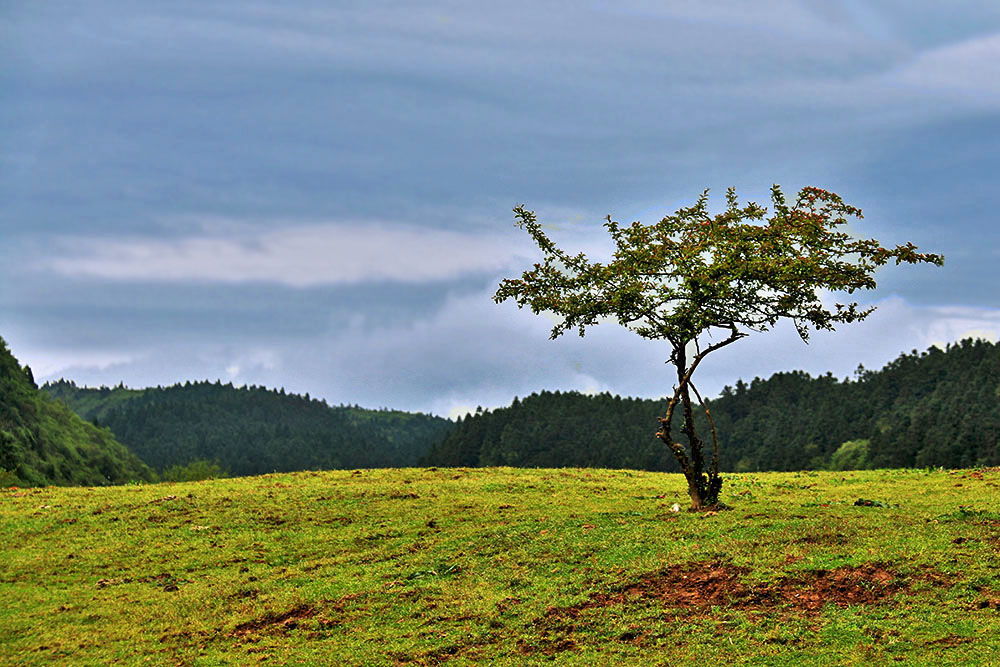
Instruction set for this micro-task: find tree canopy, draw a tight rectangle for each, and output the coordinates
[496,186,943,508]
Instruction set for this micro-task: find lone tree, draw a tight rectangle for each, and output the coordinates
[495,186,942,509]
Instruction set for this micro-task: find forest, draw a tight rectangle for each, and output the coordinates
[0,336,152,486]
[42,379,453,478]
[4,335,998,486]
[422,338,1000,472]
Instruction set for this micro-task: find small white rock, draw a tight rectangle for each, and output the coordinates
[670,503,681,513]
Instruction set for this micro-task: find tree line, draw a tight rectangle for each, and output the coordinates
[422,338,1000,472]
[42,379,453,478]
[10,336,998,485]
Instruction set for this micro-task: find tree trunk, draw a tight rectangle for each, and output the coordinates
[657,341,723,511]
[676,344,707,507]
[687,479,705,510]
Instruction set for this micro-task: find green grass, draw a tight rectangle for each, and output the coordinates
[3,467,1000,665]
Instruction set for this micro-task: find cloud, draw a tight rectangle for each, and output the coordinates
[889,31,1000,101]
[283,290,1000,415]
[13,348,136,380]
[5,0,1000,421]
[223,348,279,381]
[14,276,1000,416]
[704,296,1000,386]
[46,222,529,286]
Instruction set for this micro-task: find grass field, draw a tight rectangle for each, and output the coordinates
[3,466,1000,665]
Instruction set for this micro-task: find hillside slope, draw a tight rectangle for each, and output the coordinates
[0,337,152,486]
[43,380,454,476]
[3,467,1000,664]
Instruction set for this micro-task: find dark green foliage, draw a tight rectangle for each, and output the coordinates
[423,391,675,470]
[828,440,870,471]
[160,459,227,482]
[42,380,148,423]
[0,336,153,486]
[43,380,453,477]
[423,339,1000,472]
[864,339,1000,469]
[707,370,859,472]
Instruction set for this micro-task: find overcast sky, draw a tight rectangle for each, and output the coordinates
[3,1,999,417]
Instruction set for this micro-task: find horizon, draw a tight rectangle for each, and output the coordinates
[31,334,996,419]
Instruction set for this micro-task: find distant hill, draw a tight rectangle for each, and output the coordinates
[0,337,153,486]
[422,338,1000,472]
[43,380,454,477]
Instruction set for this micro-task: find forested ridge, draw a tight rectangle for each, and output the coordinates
[21,337,1000,481]
[423,338,1000,472]
[43,380,453,477]
[0,336,152,486]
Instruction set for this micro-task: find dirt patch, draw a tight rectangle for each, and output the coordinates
[574,563,756,614]
[518,561,920,655]
[96,572,188,591]
[516,637,578,657]
[973,598,1000,611]
[777,564,902,610]
[925,634,974,647]
[230,604,317,636]
[386,629,501,665]
[544,561,914,619]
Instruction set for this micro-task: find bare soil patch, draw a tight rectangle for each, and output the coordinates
[517,560,936,656]
[546,560,921,619]
[229,604,317,636]
[925,634,974,647]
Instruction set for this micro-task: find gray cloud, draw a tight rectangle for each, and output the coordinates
[45,222,529,286]
[10,285,999,417]
[3,1,1000,412]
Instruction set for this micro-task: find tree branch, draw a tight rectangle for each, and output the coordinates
[678,325,746,393]
[688,380,719,479]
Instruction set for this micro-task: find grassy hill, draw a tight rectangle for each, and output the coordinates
[3,466,999,665]
[42,379,453,477]
[0,337,152,487]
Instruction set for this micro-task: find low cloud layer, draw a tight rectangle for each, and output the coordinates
[47,223,527,286]
[891,32,1000,102]
[12,285,999,418]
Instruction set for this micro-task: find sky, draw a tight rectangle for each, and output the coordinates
[2,1,999,417]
